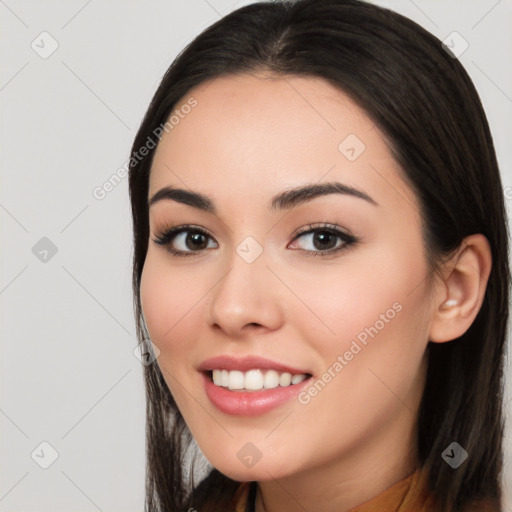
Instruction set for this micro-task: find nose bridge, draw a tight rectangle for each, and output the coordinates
[206,237,284,336]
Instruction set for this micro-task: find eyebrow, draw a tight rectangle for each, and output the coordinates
[148,181,378,213]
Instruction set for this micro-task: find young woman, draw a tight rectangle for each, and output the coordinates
[128,0,509,510]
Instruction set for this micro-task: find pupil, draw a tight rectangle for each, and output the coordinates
[314,231,336,250]
[187,232,207,250]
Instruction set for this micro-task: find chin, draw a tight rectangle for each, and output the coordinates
[205,451,296,482]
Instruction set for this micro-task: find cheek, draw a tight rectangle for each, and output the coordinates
[287,242,432,433]
[290,238,430,425]
[140,251,203,346]
[139,252,207,409]
[288,240,429,353]
[283,248,430,457]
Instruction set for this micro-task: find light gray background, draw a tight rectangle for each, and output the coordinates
[1,0,511,510]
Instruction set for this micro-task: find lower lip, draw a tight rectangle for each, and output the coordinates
[202,372,312,417]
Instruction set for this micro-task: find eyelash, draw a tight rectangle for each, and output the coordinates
[152,223,358,258]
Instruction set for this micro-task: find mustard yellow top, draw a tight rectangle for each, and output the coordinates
[232,469,499,512]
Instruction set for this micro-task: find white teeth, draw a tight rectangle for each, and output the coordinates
[228,370,245,390]
[279,372,292,386]
[245,369,264,390]
[263,370,280,389]
[291,374,306,385]
[210,369,309,390]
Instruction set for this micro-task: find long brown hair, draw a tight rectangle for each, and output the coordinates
[128,1,510,510]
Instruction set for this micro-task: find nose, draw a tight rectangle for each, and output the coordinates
[206,249,285,338]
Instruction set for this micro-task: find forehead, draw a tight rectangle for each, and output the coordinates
[148,72,417,216]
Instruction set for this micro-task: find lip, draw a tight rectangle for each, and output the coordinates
[198,354,311,375]
[198,355,313,417]
[201,371,312,416]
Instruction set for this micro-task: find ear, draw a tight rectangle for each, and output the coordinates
[429,234,492,343]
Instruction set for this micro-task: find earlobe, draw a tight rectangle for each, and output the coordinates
[429,234,492,343]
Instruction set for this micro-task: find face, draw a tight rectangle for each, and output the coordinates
[140,72,435,482]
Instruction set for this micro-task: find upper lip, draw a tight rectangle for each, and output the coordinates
[198,355,312,375]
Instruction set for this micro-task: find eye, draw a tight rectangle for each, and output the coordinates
[152,224,217,257]
[153,222,357,258]
[288,223,357,257]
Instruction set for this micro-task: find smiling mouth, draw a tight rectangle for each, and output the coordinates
[206,369,313,391]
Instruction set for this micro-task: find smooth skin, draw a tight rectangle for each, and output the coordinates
[140,72,491,512]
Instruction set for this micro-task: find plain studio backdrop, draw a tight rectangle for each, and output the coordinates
[1,0,511,510]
